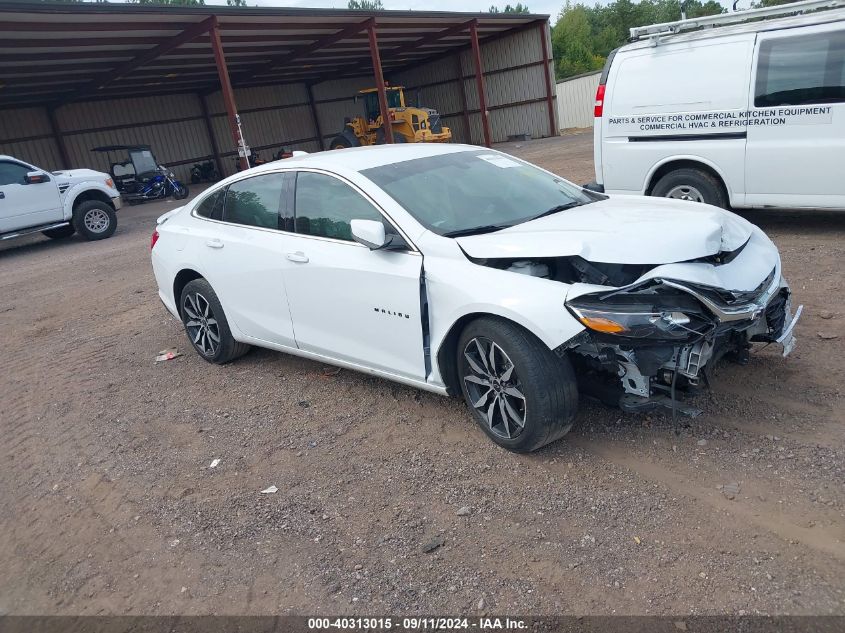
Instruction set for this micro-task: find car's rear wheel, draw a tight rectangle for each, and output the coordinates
[651,168,727,208]
[457,317,578,452]
[72,200,117,240]
[42,225,75,239]
[180,278,250,364]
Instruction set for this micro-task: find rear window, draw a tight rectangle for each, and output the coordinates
[195,189,224,220]
[755,30,845,107]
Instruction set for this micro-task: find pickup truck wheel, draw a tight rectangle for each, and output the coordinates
[457,317,578,452]
[651,168,727,208]
[73,200,117,240]
[180,278,250,364]
[42,225,75,239]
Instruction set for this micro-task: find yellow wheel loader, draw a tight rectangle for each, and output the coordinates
[329,86,452,149]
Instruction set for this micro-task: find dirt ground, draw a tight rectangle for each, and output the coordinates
[1,132,843,616]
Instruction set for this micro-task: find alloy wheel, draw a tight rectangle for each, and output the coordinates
[462,336,526,440]
[665,184,704,203]
[83,208,110,233]
[183,292,220,357]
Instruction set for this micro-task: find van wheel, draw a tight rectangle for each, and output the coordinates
[651,168,727,208]
[457,317,578,452]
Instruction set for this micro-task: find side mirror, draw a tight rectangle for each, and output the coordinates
[25,171,50,184]
[351,219,390,250]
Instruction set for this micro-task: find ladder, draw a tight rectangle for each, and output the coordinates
[629,0,845,41]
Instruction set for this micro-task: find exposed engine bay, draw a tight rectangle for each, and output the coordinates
[472,252,802,416]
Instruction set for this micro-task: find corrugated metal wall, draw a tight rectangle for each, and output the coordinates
[0,107,62,170]
[556,71,601,130]
[0,22,556,179]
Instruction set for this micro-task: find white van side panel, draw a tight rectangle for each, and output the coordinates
[601,35,755,205]
[744,22,845,209]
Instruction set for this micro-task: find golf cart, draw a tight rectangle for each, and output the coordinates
[92,145,188,204]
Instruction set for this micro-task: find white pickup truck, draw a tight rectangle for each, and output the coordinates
[0,155,121,243]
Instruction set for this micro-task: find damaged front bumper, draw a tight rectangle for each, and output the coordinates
[565,272,803,416]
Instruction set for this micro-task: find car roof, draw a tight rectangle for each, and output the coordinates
[248,143,481,174]
[621,6,845,51]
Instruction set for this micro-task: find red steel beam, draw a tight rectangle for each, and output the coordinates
[209,17,249,171]
[367,22,393,144]
[539,22,557,138]
[60,15,216,104]
[469,20,492,148]
[233,18,373,84]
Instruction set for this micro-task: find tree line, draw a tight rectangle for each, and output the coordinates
[551,0,801,80]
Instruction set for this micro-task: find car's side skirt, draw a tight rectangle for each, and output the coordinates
[239,335,450,396]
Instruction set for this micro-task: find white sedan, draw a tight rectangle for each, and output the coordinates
[150,144,800,452]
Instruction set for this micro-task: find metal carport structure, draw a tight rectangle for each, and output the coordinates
[0,2,557,178]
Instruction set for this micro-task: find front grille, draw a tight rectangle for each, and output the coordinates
[429,113,442,134]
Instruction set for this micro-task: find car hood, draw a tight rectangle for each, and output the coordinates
[52,169,110,185]
[455,196,753,265]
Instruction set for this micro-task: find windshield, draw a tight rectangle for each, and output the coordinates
[129,149,159,175]
[360,150,598,237]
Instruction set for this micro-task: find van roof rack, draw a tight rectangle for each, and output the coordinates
[629,0,845,42]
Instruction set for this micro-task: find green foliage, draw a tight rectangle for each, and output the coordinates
[226,0,247,6]
[489,3,530,12]
[552,0,725,79]
[348,0,384,9]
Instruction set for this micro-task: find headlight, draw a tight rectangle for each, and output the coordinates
[567,287,711,341]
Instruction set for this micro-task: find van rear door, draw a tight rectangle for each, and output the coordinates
[592,48,618,188]
[745,24,845,209]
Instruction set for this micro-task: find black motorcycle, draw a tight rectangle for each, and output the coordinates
[190,160,219,184]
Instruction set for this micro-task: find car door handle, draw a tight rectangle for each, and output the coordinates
[205,239,224,249]
[286,251,309,263]
[0,191,5,199]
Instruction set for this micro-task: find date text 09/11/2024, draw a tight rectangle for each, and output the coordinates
[307,617,528,630]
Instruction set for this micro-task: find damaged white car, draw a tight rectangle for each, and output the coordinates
[150,144,801,452]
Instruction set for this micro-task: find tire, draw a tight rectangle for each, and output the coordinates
[330,131,361,150]
[651,167,727,208]
[42,225,75,239]
[375,127,407,144]
[72,200,117,240]
[457,317,578,452]
[179,278,251,365]
[173,183,189,200]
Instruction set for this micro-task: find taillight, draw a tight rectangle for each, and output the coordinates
[594,84,606,118]
[150,228,159,250]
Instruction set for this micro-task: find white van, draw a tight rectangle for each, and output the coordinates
[591,0,845,210]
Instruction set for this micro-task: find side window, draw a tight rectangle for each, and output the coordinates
[294,172,385,242]
[195,189,224,220]
[755,30,845,107]
[222,173,285,230]
[0,161,31,186]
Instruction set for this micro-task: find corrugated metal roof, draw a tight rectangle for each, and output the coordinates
[0,1,546,110]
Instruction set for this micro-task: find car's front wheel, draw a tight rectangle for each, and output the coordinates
[180,278,250,364]
[457,317,578,452]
